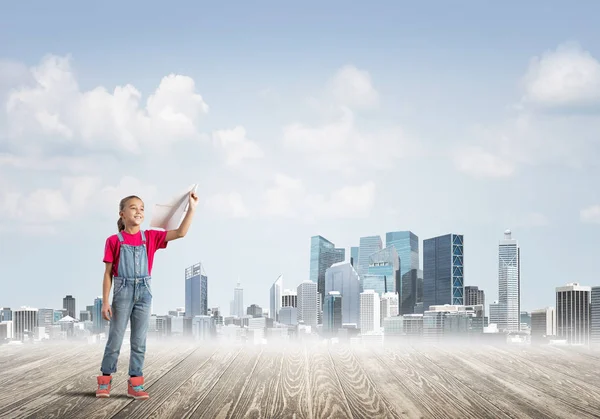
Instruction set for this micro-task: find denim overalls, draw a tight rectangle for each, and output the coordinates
[100,230,153,377]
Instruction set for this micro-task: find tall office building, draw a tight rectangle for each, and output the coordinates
[350,247,359,268]
[498,230,520,332]
[233,282,244,318]
[357,236,383,278]
[323,291,343,335]
[464,286,485,317]
[386,231,420,314]
[297,280,318,329]
[325,262,361,326]
[247,304,263,318]
[360,290,381,334]
[13,307,38,341]
[281,289,297,308]
[37,308,54,329]
[592,286,600,346]
[270,275,283,322]
[86,305,94,322]
[310,236,345,301]
[423,234,464,311]
[93,297,107,333]
[380,292,399,324]
[556,283,591,345]
[63,295,76,319]
[185,263,208,317]
[531,307,556,343]
[365,246,400,295]
[1,308,12,322]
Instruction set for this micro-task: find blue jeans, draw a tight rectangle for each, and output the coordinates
[100,277,152,376]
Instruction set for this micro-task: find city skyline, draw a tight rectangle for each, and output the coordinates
[2,2,600,317]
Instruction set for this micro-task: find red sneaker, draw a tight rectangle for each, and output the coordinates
[96,376,112,398]
[127,376,149,400]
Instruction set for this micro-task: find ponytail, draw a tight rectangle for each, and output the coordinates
[117,218,125,232]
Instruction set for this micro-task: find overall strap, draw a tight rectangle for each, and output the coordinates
[141,230,146,243]
[117,232,125,243]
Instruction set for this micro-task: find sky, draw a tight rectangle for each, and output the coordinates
[1,1,600,316]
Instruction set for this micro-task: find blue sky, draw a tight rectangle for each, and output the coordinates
[1,1,600,316]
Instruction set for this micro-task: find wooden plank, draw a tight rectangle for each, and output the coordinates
[62,343,200,419]
[225,347,284,419]
[268,344,311,419]
[306,346,353,419]
[415,347,552,419]
[107,346,220,419]
[450,347,600,419]
[328,346,400,419]
[370,347,456,418]
[0,344,85,383]
[144,347,242,419]
[351,345,424,418]
[0,344,112,410]
[0,343,190,419]
[178,348,262,418]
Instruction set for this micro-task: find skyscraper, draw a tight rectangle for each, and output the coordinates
[233,282,244,318]
[360,290,380,334]
[556,283,591,345]
[14,307,38,341]
[310,236,345,301]
[423,234,464,311]
[357,236,383,278]
[498,230,520,332]
[63,295,76,319]
[350,246,359,268]
[531,307,556,343]
[185,263,208,318]
[323,291,343,335]
[592,286,600,346]
[270,275,283,322]
[93,297,106,333]
[366,246,400,295]
[297,280,318,329]
[325,262,361,326]
[1,308,12,322]
[281,289,297,308]
[464,286,486,317]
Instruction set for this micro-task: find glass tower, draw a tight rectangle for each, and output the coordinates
[498,230,520,332]
[357,236,383,278]
[386,231,420,314]
[423,233,464,311]
[185,263,208,317]
[310,236,345,301]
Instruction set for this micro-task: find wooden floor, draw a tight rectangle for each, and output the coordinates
[1,340,600,419]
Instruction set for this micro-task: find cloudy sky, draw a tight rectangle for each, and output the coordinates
[1,1,599,316]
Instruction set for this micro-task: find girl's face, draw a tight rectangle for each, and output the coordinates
[120,197,145,228]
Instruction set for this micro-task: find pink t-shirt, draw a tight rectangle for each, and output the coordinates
[103,229,168,277]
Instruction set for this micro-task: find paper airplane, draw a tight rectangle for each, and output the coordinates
[149,184,198,231]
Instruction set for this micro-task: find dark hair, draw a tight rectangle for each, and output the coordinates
[117,195,142,232]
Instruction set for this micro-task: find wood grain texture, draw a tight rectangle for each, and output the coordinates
[1,342,600,419]
[268,344,311,419]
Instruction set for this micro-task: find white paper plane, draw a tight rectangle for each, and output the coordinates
[149,183,198,231]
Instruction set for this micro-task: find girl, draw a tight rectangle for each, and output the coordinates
[96,191,198,399]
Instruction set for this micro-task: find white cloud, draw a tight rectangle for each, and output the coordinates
[453,146,516,178]
[580,205,600,224]
[0,175,157,233]
[205,192,250,218]
[212,126,264,166]
[262,173,375,220]
[522,42,600,108]
[283,107,418,173]
[0,152,116,173]
[328,65,379,110]
[5,55,209,153]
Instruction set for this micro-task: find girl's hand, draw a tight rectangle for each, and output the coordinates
[102,303,112,321]
[189,191,199,210]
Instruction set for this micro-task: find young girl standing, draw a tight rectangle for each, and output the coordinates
[96,191,198,399]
